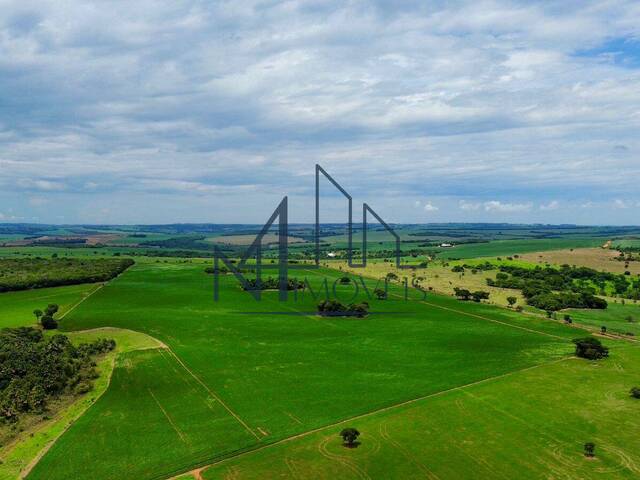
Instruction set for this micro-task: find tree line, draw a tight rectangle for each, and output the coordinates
[0,258,134,292]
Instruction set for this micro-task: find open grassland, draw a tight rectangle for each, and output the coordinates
[29,261,579,479]
[201,342,640,480]
[0,283,100,328]
[520,248,640,275]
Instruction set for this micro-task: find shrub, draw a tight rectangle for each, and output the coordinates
[374,288,387,300]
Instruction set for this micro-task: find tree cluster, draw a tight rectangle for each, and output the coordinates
[242,277,305,291]
[0,327,115,422]
[486,264,612,311]
[317,300,369,317]
[573,337,609,360]
[453,287,490,302]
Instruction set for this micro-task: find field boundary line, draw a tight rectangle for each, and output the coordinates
[162,346,261,441]
[405,295,566,340]
[58,283,105,320]
[148,388,187,443]
[168,355,573,479]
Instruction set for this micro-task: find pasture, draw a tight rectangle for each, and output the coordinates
[28,261,578,479]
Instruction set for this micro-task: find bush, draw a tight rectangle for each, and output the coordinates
[573,337,609,360]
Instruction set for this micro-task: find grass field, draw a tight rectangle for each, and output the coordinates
[201,342,640,480]
[25,261,580,479]
[0,283,100,328]
[567,302,640,337]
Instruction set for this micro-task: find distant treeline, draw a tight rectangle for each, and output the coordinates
[0,258,134,292]
[140,235,210,250]
[0,327,115,422]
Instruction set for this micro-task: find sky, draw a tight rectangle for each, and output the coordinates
[1,0,639,225]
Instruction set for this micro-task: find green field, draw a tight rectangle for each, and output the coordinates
[25,262,581,479]
[202,343,640,479]
[0,283,99,328]
[434,238,605,260]
[567,302,640,337]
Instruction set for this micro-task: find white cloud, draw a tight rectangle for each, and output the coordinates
[484,201,533,213]
[0,1,640,222]
[423,202,439,212]
[16,179,65,191]
[614,199,631,209]
[459,200,481,211]
[539,200,559,211]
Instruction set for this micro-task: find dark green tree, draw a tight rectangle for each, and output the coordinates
[40,315,58,330]
[584,442,595,457]
[340,427,360,447]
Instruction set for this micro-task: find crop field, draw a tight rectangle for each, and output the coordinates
[0,283,99,328]
[433,238,605,260]
[25,261,582,479]
[202,342,640,480]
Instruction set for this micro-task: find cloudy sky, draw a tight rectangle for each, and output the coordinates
[1,0,639,225]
